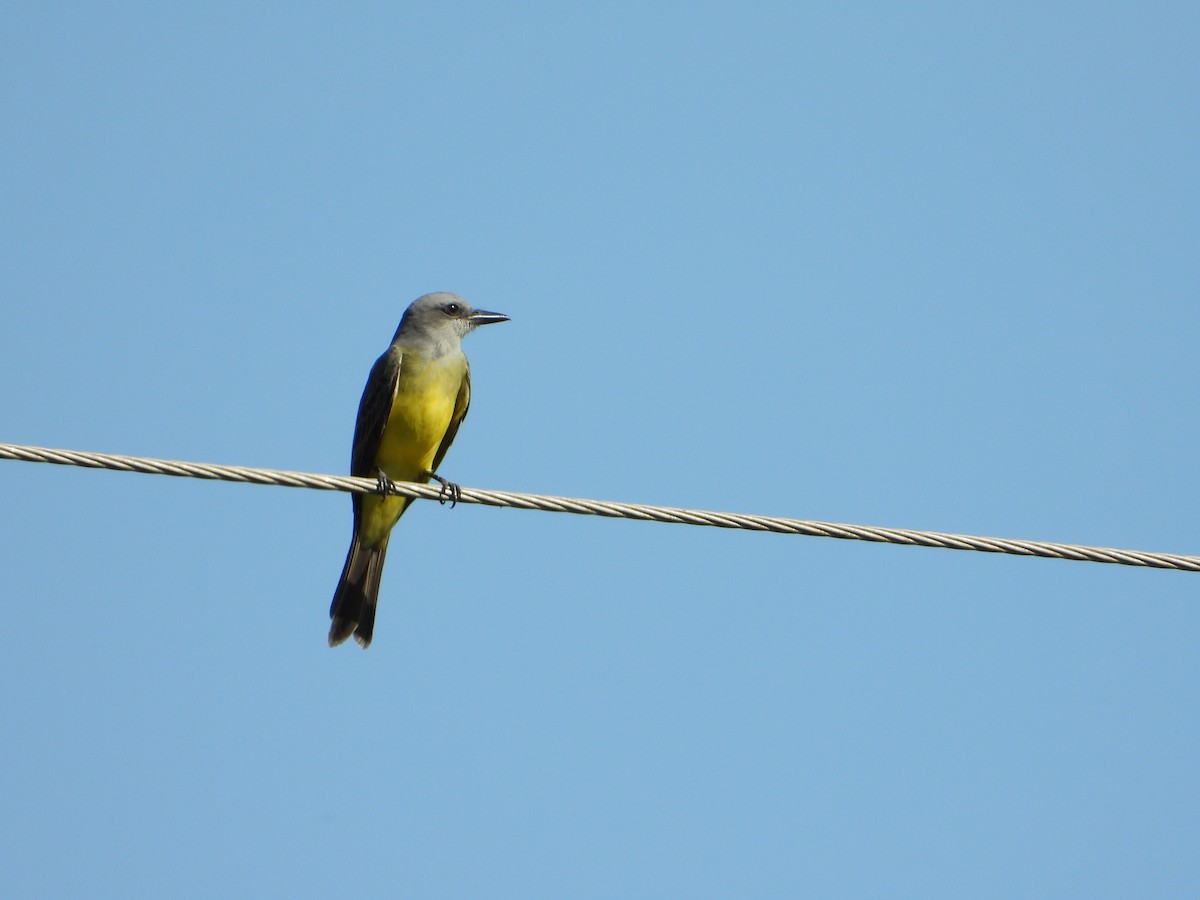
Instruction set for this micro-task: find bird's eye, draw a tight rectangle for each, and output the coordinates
[444,303,461,316]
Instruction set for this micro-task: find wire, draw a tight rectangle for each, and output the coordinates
[2,441,1197,573]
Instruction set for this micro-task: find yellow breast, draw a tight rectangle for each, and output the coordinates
[358,349,467,547]
[375,350,467,482]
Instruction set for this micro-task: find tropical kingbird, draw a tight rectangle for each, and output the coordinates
[328,292,509,648]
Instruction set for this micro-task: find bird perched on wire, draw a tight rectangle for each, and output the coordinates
[329,292,509,648]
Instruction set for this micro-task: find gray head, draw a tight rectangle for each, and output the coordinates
[393,292,510,350]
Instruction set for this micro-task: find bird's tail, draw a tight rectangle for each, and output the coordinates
[328,532,389,648]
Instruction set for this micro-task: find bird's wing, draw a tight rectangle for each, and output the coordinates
[351,345,403,477]
[430,363,471,475]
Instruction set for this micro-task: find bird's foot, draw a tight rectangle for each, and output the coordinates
[375,469,398,496]
[428,473,461,508]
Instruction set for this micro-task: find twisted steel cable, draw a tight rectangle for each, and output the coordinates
[2,441,1197,572]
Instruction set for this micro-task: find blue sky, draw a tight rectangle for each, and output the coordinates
[2,3,1198,897]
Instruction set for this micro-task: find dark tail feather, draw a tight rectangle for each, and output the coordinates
[328,533,389,648]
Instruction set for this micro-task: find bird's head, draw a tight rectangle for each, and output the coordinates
[394,292,510,350]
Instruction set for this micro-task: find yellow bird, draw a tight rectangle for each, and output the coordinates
[329,292,509,648]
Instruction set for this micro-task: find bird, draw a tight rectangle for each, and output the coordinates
[328,292,509,648]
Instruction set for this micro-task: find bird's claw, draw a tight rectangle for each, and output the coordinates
[375,469,398,496]
[429,473,461,508]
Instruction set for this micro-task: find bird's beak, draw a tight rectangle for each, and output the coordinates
[468,309,510,326]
